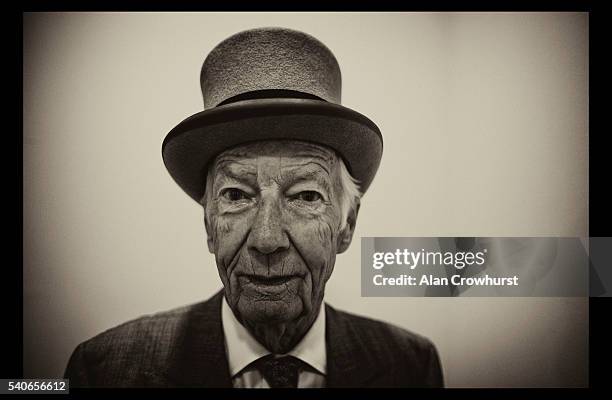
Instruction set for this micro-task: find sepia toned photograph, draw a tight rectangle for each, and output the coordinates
[23,12,589,388]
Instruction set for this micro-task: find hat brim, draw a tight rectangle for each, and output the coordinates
[162,98,383,203]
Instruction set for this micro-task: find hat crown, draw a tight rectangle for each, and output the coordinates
[200,27,342,109]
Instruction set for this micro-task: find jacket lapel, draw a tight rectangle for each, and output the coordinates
[151,290,233,388]
[325,304,385,387]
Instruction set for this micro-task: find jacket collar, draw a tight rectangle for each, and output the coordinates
[325,304,387,387]
[149,290,232,387]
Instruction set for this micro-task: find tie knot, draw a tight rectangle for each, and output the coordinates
[256,355,303,388]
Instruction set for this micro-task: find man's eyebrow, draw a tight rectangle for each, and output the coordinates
[284,166,333,192]
[287,155,333,176]
[214,161,257,182]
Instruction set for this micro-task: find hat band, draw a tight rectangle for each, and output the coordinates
[216,89,326,107]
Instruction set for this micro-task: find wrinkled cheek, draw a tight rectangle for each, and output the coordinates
[211,213,252,297]
[314,221,337,279]
[293,220,337,301]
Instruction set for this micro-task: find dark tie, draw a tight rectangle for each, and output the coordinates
[256,354,303,388]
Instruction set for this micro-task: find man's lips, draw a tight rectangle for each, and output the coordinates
[240,274,301,286]
[237,273,303,298]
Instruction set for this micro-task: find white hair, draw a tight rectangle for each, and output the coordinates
[200,153,361,231]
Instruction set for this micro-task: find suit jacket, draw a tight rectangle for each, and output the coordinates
[64,290,444,388]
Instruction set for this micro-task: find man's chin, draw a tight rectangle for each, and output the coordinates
[237,298,302,324]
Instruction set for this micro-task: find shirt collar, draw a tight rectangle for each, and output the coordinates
[221,295,327,377]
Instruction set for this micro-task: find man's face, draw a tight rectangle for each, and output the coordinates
[204,140,348,326]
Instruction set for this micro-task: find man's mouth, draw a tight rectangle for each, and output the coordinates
[237,273,304,298]
[245,274,298,286]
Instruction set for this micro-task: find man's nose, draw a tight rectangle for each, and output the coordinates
[247,194,290,255]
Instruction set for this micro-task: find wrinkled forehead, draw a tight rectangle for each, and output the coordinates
[211,140,338,173]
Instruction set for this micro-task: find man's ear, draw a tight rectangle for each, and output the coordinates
[337,201,360,254]
[203,208,215,254]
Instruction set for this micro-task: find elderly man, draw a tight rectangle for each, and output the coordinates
[64,27,444,388]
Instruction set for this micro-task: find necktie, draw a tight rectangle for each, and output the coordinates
[256,354,303,388]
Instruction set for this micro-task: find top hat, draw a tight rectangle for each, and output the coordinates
[162,27,383,203]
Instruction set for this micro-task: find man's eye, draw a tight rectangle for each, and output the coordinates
[221,188,249,202]
[294,191,322,202]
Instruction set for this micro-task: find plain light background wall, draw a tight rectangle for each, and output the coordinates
[23,12,589,387]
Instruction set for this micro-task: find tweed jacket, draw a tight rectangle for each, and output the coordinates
[65,290,444,388]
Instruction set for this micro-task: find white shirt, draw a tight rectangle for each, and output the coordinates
[221,296,327,388]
